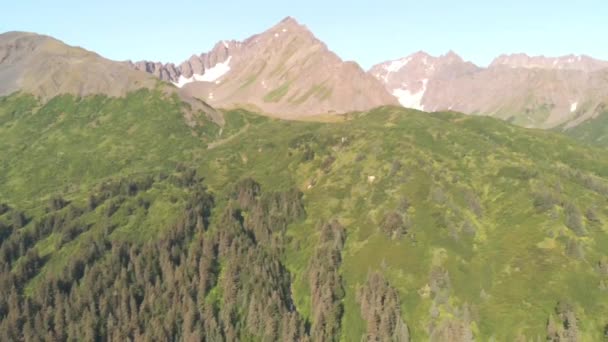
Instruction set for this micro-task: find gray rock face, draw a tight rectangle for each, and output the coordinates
[131,40,237,85]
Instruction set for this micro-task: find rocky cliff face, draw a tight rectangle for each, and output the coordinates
[129,39,237,86]
[133,17,397,118]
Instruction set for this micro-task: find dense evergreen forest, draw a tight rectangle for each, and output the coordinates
[0,168,397,341]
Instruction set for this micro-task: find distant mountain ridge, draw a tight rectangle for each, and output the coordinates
[371,51,608,129]
[132,17,608,127]
[369,51,480,110]
[490,53,608,72]
[0,31,158,99]
[0,31,224,123]
[3,19,608,128]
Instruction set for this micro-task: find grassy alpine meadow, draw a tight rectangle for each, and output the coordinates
[1,91,608,340]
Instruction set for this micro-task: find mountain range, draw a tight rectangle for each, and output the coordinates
[371,51,608,129]
[2,17,608,130]
[125,16,608,131]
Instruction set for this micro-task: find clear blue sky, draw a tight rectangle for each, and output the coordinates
[2,0,606,69]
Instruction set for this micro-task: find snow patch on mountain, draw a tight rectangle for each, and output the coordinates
[392,79,428,110]
[200,56,232,82]
[173,75,195,88]
[570,101,578,112]
[172,57,233,88]
[373,57,413,83]
[385,57,412,73]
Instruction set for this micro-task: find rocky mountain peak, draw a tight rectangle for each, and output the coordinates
[279,16,298,24]
[275,16,306,31]
[256,15,323,48]
[133,17,396,117]
[442,50,464,63]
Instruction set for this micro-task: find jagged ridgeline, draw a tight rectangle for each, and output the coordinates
[1,90,608,340]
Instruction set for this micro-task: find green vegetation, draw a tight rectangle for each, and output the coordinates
[0,89,222,204]
[291,83,333,105]
[1,90,608,340]
[263,82,291,102]
[563,109,608,147]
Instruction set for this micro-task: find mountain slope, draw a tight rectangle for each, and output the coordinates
[133,17,397,117]
[0,32,159,99]
[371,52,608,129]
[1,90,608,339]
[0,90,233,204]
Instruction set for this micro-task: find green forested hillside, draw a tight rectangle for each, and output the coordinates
[563,109,608,147]
[1,91,608,341]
